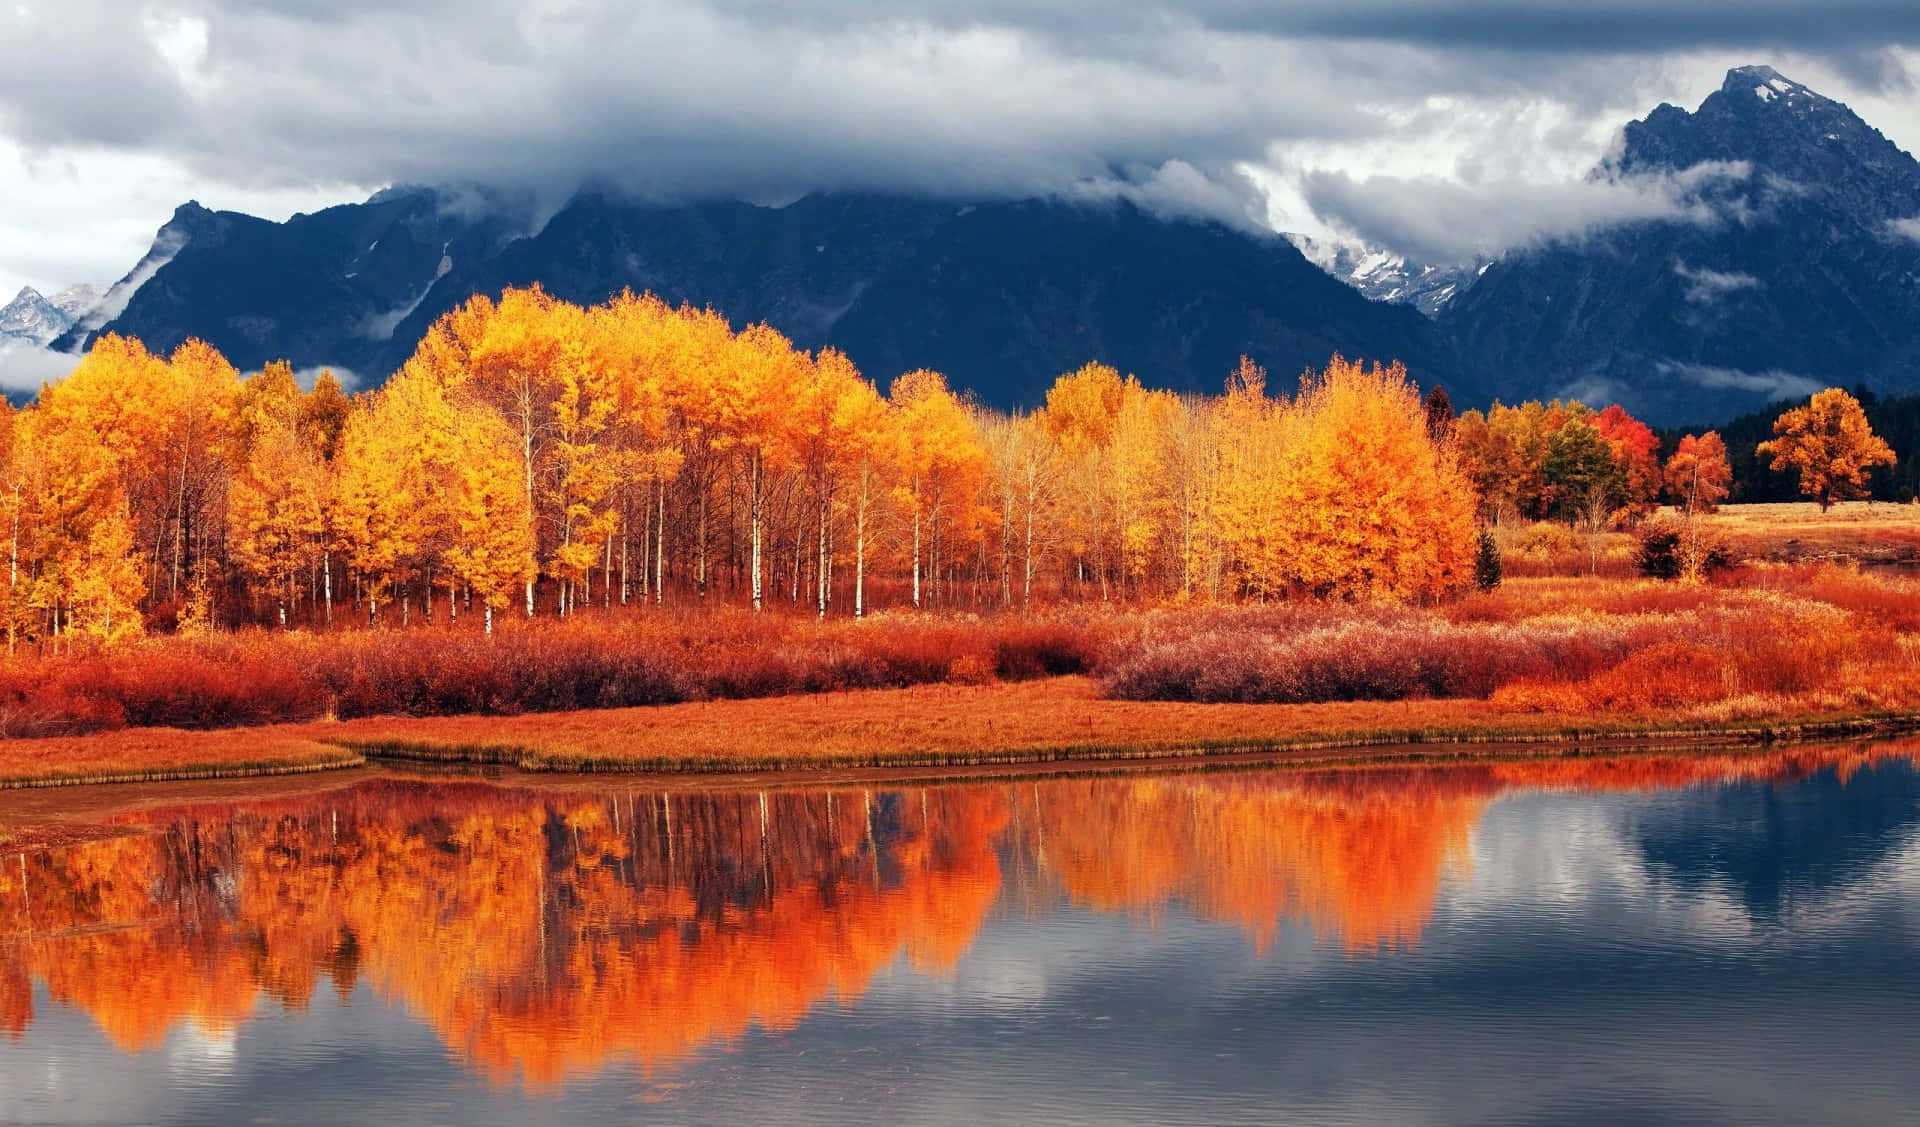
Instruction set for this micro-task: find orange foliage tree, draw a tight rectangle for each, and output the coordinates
[1757,388,1897,510]
[1664,431,1732,515]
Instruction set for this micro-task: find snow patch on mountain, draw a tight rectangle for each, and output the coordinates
[49,284,104,322]
[1287,234,1482,317]
[359,247,454,340]
[0,288,72,346]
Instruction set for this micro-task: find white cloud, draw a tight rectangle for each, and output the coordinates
[1295,163,1751,264]
[1674,261,1763,303]
[1654,359,1822,399]
[0,338,80,394]
[0,3,1917,293]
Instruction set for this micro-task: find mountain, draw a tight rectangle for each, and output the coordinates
[47,284,104,322]
[1288,235,1483,317]
[58,189,1477,406]
[1,283,105,347]
[0,287,71,346]
[51,188,529,379]
[1442,65,1920,422]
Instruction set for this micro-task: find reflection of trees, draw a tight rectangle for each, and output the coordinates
[1013,772,1492,954]
[0,742,1911,1088]
[0,783,1006,1088]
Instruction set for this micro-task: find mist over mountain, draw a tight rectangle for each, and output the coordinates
[37,65,1920,424]
[1441,65,1920,421]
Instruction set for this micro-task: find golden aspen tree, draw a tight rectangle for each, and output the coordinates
[1757,388,1897,510]
[444,406,539,635]
[1271,357,1477,601]
[590,292,682,606]
[20,412,131,646]
[1159,393,1220,600]
[663,305,738,599]
[331,374,455,623]
[1109,384,1179,593]
[403,288,561,615]
[36,335,170,597]
[795,348,884,616]
[1037,362,1128,599]
[154,339,241,600]
[546,299,618,615]
[719,323,805,612]
[0,401,24,650]
[229,363,329,626]
[978,409,1025,608]
[1209,357,1289,598]
[889,369,987,609]
[832,367,895,619]
[68,506,145,645]
[1010,411,1063,607]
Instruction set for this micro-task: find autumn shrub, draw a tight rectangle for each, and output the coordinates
[1635,517,1732,581]
[1102,609,1653,704]
[0,606,1122,732]
[1103,578,1911,711]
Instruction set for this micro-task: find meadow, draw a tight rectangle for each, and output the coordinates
[0,503,1914,786]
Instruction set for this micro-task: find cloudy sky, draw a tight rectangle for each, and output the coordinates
[3,1,1920,298]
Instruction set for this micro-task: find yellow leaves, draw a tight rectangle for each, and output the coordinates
[67,506,144,645]
[1758,388,1897,510]
[444,409,538,621]
[1211,356,1477,602]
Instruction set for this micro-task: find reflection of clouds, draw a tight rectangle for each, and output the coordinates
[0,753,1918,1124]
[1452,792,1771,948]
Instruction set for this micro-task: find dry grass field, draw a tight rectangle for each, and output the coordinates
[1693,500,1920,565]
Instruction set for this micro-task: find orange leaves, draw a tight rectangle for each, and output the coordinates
[1758,388,1897,511]
[1665,431,1732,515]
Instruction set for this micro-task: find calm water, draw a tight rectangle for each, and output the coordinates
[3,744,1920,1125]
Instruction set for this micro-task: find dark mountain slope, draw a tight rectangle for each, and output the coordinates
[1442,66,1920,423]
[65,189,1473,406]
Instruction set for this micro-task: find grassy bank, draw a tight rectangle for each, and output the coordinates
[0,727,361,789]
[325,676,1920,774]
[0,675,1915,789]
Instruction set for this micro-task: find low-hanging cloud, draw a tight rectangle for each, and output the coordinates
[1655,359,1821,399]
[1,2,1919,294]
[0,340,82,395]
[1674,261,1763,303]
[1298,162,1752,263]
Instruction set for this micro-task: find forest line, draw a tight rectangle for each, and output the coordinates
[0,284,1897,648]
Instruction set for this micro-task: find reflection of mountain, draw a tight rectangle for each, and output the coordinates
[1630,758,1920,917]
[0,744,1912,1090]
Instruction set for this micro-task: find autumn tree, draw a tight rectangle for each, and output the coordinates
[444,407,539,634]
[228,363,331,626]
[1209,357,1289,598]
[890,369,987,609]
[1664,432,1732,516]
[1757,388,1897,510]
[1267,357,1476,601]
[1593,404,1662,519]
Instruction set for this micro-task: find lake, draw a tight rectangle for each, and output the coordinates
[3,742,1919,1125]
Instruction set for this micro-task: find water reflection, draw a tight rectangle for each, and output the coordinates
[0,743,1915,1096]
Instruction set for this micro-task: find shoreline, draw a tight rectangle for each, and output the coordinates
[3,676,1918,792]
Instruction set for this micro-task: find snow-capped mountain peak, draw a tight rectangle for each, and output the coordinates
[0,287,75,347]
[1286,234,1482,317]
